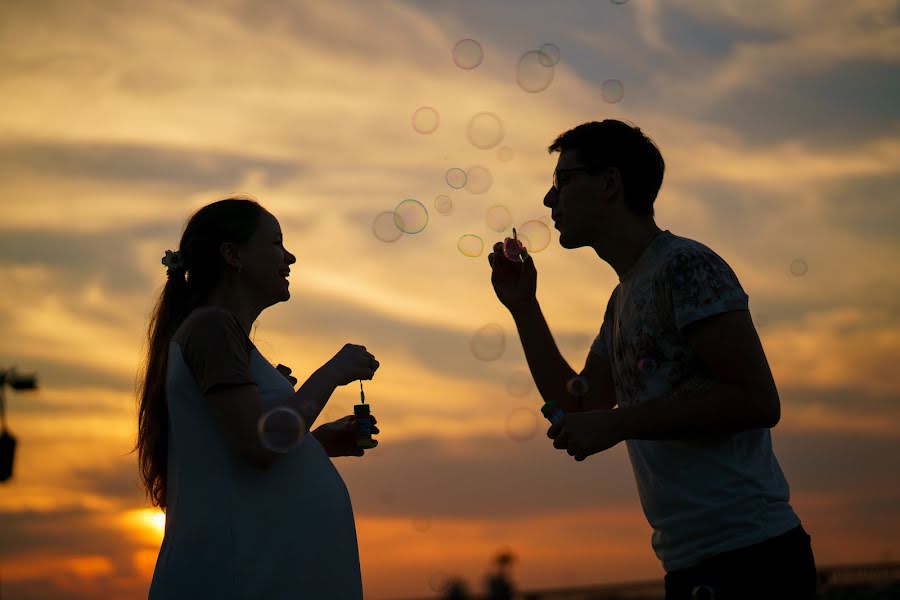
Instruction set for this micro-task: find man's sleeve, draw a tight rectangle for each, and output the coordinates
[178,308,256,395]
[589,286,619,359]
[664,246,750,334]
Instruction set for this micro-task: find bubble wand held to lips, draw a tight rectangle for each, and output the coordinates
[503,227,526,263]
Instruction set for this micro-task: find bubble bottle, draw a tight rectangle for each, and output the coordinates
[355,380,378,449]
[540,399,565,426]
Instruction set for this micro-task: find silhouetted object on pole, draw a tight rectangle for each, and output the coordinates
[443,577,471,600]
[484,548,517,600]
[0,367,38,483]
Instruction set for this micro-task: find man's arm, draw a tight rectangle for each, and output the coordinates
[511,300,583,413]
[613,380,777,441]
[616,309,780,440]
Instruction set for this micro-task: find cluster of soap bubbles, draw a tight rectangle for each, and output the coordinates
[371,198,430,243]
[516,43,560,93]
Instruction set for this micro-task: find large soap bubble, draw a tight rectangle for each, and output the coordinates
[411,106,439,134]
[470,323,506,361]
[258,406,307,453]
[466,112,504,150]
[452,38,483,70]
[394,199,429,234]
[516,50,555,93]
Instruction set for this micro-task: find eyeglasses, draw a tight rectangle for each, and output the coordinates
[552,166,595,191]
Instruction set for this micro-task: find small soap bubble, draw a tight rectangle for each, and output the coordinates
[518,220,551,252]
[601,79,625,103]
[372,211,402,242]
[411,106,439,134]
[637,356,658,372]
[471,323,506,361]
[465,165,493,194]
[257,406,306,453]
[485,205,513,232]
[452,38,483,70]
[538,43,561,66]
[505,407,539,442]
[411,516,432,532]
[466,112,505,150]
[497,146,515,162]
[458,234,484,257]
[516,50,555,93]
[446,167,468,189]
[429,571,452,593]
[611,0,629,4]
[790,259,808,276]
[506,370,534,397]
[691,585,715,600]
[566,376,590,398]
[434,194,453,215]
[394,199,428,234]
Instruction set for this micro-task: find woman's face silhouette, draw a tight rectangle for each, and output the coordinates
[236,211,297,307]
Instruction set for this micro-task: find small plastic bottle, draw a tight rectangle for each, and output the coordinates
[541,399,565,426]
[355,381,378,449]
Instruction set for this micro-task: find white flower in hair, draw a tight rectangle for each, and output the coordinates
[161,249,185,273]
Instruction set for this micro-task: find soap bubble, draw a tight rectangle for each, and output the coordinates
[538,43,561,66]
[611,0,629,4]
[452,38,483,70]
[471,323,505,361]
[394,199,428,234]
[518,220,551,252]
[486,205,513,232]
[516,50,555,93]
[466,111,504,149]
[790,259,808,276]
[411,516,432,532]
[429,571,451,593]
[566,376,589,398]
[446,168,467,189]
[458,234,484,257]
[506,370,534,397]
[601,79,625,103]
[434,194,453,215]
[411,106,439,134]
[465,165,493,194]
[497,146,515,162]
[372,211,402,242]
[257,406,306,453]
[505,407,539,442]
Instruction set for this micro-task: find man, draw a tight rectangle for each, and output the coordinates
[487,120,816,599]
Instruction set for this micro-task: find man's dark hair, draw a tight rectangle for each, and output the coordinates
[548,119,665,217]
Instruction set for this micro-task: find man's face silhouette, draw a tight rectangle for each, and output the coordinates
[544,149,615,249]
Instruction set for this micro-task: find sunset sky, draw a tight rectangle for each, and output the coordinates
[1,0,899,598]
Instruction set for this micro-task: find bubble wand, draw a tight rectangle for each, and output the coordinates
[354,380,377,449]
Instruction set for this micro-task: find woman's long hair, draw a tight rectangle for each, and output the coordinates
[134,197,266,509]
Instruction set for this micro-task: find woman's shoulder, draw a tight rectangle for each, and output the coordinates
[172,306,247,348]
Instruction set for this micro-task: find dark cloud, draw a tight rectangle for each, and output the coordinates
[0,140,305,189]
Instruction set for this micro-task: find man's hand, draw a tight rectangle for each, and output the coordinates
[546,410,625,461]
[488,240,537,312]
[312,414,379,457]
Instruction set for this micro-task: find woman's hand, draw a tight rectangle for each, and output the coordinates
[313,414,379,457]
[275,364,298,386]
[325,344,380,386]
